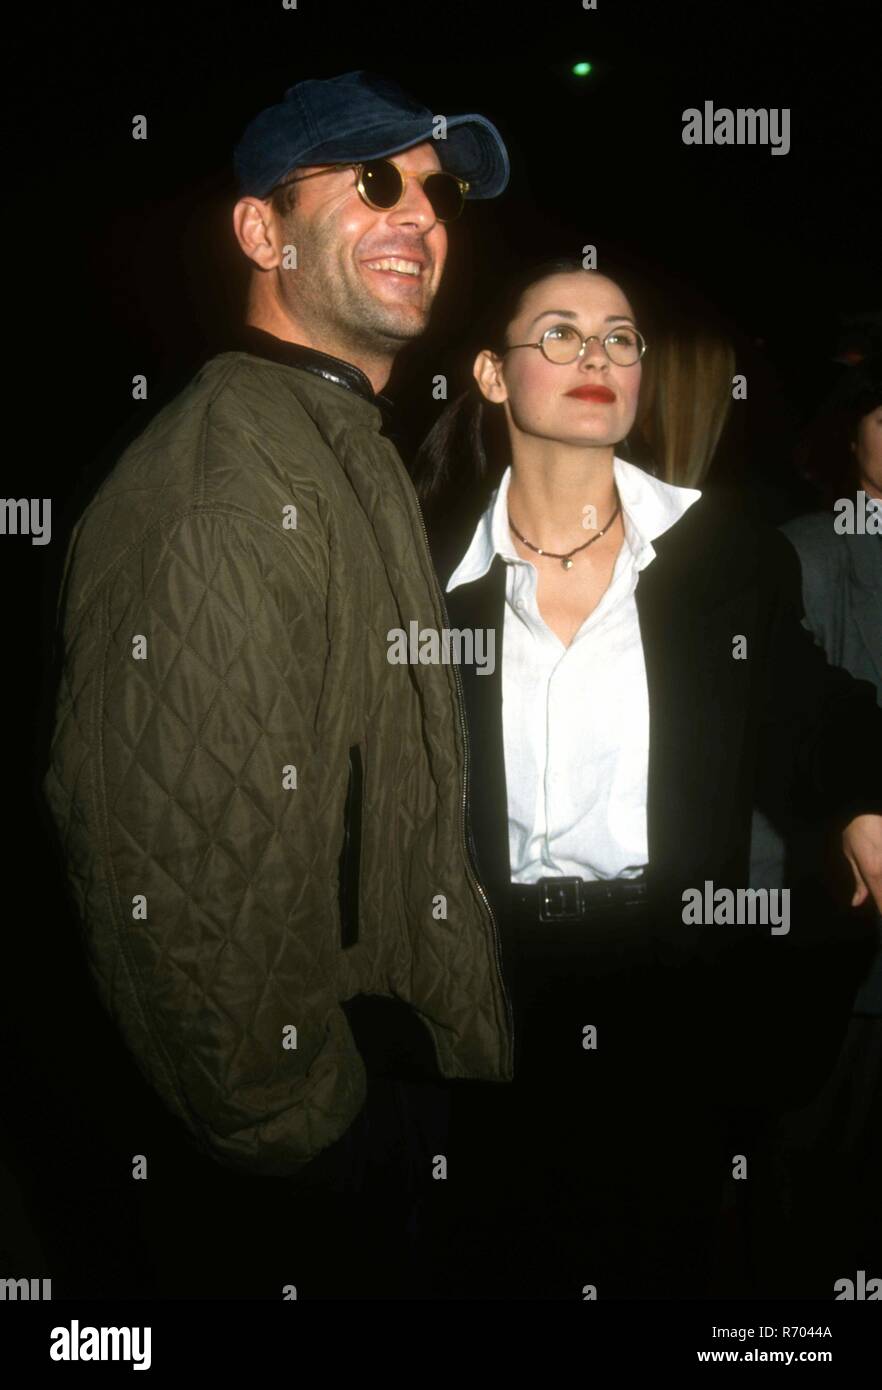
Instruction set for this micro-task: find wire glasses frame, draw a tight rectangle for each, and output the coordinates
[269,158,470,222]
[504,322,648,367]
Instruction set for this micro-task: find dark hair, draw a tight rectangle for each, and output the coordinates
[848,373,882,438]
[411,255,645,529]
[796,356,882,507]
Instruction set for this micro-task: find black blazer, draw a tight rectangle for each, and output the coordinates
[436,490,882,915]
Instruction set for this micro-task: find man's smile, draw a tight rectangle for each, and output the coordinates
[360,254,428,294]
[363,256,423,276]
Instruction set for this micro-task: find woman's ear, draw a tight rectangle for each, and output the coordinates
[473,349,507,404]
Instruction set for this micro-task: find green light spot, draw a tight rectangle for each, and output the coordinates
[572,61,593,76]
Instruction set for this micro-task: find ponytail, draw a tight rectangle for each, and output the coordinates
[412,385,509,534]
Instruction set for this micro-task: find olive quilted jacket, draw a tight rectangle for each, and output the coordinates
[42,342,513,1176]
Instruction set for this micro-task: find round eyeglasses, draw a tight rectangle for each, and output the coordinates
[504,322,647,367]
[271,158,469,223]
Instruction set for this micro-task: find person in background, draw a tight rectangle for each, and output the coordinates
[633,320,736,488]
[748,362,882,1295]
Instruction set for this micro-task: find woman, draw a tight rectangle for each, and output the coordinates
[413,257,882,1300]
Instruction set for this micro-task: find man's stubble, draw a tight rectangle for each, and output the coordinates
[282,211,433,359]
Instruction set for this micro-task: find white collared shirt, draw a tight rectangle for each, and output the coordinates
[446,457,702,882]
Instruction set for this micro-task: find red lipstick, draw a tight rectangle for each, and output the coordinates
[566,385,616,402]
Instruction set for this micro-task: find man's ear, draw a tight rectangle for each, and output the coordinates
[473,348,507,404]
[232,196,282,270]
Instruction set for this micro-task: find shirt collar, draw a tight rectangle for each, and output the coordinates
[446,456,702,592]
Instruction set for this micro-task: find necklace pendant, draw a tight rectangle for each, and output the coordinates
[562,557,574,570]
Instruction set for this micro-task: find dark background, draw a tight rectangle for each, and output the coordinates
[2,0,880,1297]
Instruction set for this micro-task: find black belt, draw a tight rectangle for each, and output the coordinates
[509,873,649,923]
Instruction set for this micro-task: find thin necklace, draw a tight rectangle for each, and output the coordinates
[508,490,622,570]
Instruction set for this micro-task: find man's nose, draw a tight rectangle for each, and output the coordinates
[388,177,438,231]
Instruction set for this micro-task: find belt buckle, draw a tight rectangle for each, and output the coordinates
[623,878,648,908]
[538,876,582,922]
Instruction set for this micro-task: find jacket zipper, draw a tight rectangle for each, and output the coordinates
[411,501,516,1077]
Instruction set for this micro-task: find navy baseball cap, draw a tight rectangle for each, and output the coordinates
[233,69,510,201]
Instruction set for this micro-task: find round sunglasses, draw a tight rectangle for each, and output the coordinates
[271,158,470,222]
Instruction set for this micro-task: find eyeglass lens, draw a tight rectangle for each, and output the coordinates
[542,324,644,365]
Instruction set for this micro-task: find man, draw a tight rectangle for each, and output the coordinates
[41,71,513,1292]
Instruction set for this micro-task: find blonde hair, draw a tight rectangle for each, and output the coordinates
[636,328,736,487]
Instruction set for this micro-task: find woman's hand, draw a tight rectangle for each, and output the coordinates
[842,815,882,913]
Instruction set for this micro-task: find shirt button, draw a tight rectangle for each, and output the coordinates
[515,599,525,610]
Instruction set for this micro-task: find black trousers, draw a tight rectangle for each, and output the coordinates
[438,897,757,1299]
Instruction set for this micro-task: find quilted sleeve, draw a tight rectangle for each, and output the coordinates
[42,506,367,1176]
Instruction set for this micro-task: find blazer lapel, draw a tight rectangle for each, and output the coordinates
[443,555,512,895]
[634,528,706,896]
[635,497,757,896]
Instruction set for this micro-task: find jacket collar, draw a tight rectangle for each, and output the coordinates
[227,325,396,419]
